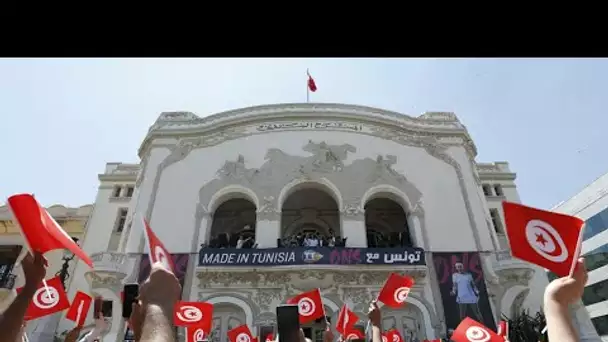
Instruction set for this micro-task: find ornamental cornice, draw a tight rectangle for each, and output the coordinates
[138,103,477,158]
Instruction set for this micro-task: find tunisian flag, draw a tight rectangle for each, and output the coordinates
[452,317,503,342]
[143,218,175,272]
[228,324,255,342]
[502,201,585,277]
[65,291,93,327]
[336,305,358,335]
[16,275,71,320]
[8,194,92,267]
[173,301,214,330]
[382,329,403,342]
[186,326,207,342]
[307,70,317,92]
[377,273,415,308]
[286,289,325,324]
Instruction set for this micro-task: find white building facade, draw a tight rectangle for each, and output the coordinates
[59,103,550,341]
[553,171,608,341]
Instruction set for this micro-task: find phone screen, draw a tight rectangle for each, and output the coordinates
[122,284,139,318]
[276,305,300,342]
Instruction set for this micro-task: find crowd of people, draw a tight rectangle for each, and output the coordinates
[0,248,593,342]
[203,226,417,250]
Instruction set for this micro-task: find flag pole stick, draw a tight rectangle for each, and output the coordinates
[306,69,310,103]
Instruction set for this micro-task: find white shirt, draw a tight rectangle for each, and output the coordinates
[452,272,478,304]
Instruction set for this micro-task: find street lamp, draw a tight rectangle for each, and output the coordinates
[56,237,79,288]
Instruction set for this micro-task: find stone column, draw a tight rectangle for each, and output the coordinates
[341,202,366,247]
[256,209,280,248]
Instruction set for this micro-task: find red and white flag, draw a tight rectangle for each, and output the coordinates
[503,201,585,277]
[286,288,325,324]
[16,275,70,321]
[228,324,255,342]
[496,320,508,339]
[343,329,365,341]
[143,218,175,272]
[307,70,317,92]
[265,333,274,342]
[65,291,93,327]
[173,301,214,330]
[382,329,404,342]
[452,317,503,342]
[336,304,358,335]
[377,273,415,308]
[186,326,207,342]
[8,194,93,267]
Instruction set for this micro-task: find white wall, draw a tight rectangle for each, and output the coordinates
[129,131,485,255]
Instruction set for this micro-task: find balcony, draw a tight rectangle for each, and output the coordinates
[86,252,137,283]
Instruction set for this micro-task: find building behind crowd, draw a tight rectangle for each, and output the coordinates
[0,103,566,341]
[553,171,608,341]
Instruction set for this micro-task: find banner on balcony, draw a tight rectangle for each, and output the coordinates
[198,247,425,267]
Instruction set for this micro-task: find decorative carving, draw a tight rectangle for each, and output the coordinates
[341,288,372,312]
[253,312,277,327]
[257,196,279,221]
[367,155,405,183]
[253,289,283,311]
[341,200,364,218]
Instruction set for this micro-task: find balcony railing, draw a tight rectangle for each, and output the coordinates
[90,252,137,276]
[0,274,16,290]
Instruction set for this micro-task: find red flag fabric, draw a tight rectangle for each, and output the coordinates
[503,201,584,277]
[173,301,214,329]
[186,326,207,342]
[336,305,358,335]
[8,194,93,267]
[143,218,175,272]
[496,320,508,338]
[16,276,70,320]
[452,317,503,342]
[307,71,317,92]
[377,273,415,308]
[65,291,93,327]
[343,329,365,341]
[382,329,404,342]
[228,324,255,342]
[286,289,325,324]
[265,333,274,342]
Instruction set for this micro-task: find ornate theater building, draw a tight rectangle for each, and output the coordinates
[46,103,552,341]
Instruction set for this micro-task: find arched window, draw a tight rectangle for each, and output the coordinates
[280,187,342,248]
[209,198,257,249]
[364,197,413,248]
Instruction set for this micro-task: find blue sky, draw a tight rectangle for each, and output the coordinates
[0,58,606,210]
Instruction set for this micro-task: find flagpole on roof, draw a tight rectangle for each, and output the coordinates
[306,69,310,103]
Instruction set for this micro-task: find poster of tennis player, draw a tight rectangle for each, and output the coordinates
[433,252,496,333]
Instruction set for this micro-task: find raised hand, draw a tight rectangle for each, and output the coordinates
[367,300,381,327]
[544,257,588,307]
[21,252,46,292]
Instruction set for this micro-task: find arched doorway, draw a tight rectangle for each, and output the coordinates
[381,305,426,341]
[364,197,412,248]
[280,187,342,248]
[301,304,335,342]
[208,198,257,249]
[209,303,247,342]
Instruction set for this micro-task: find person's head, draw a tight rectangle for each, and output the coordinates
[455,262,464,273]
